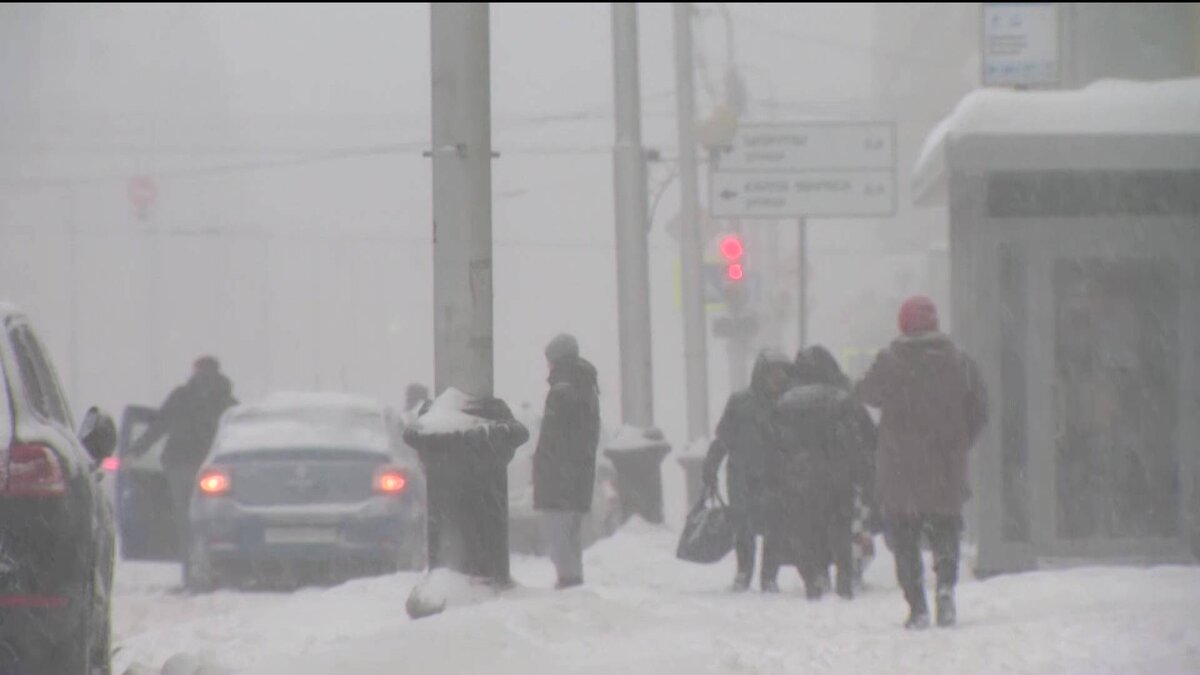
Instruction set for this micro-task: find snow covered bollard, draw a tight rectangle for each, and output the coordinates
[603,426,671,525]
[402,388,529,619]
[676,435,713,514]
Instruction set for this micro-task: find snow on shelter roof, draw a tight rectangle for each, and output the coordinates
[913,78,1200,206]
[213,391,390,455]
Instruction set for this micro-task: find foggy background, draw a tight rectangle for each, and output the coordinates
[0,3,977,443]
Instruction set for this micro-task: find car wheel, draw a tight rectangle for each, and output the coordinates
[184,538,217,593]
[50,587,93,675]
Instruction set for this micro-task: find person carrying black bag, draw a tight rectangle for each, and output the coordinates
[702,349,795,593]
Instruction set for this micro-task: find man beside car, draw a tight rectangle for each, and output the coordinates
[129,356,238,569]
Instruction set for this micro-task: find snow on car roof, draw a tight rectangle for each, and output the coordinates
[914,77,1200,205]
[213,391,390,455]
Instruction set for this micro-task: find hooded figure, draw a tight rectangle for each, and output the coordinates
[533,333,601,588]
[855,296,988,629]
[130,356,238,564]
[703,349,794,592]
[769,346,876,599]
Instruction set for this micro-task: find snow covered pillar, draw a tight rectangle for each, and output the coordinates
[604,427,671,524]
[410,4,518,620]
[403,390,528,618]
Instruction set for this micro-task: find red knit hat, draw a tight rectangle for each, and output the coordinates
[898,296,938,336]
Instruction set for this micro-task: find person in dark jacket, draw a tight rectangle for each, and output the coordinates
[129,356,238,560]
[768,347,874,599]
[803,345,879,591]
[404,390,529,587]
[855,296,988,629]
[703,349,794,592]
[533,333,601,589]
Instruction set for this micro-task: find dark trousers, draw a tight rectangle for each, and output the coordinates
[888,514,962,612]
[761,493,855,594]
[734,527,759,580]
[816,501,855,594]
[165,464,199,554]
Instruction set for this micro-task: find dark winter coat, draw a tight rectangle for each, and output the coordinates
[703,351,793,535]
[131,371,237,471]
[533,356,601,513]
[404,395,529,581]
[855,332,988,517]
[771,382,875,571]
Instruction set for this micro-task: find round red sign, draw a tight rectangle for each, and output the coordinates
[128,176,157,217]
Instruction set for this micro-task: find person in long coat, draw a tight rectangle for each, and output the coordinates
[533,333,601,589]
[770,346,875,599]
[703,349,794,592]
[856,296,988,629]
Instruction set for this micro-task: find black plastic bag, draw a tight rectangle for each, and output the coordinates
[676,488,734,564]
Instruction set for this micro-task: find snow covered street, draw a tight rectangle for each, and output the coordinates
[113,519,1200,675]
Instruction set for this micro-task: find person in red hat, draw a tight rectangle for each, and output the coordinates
[855,297,988,629]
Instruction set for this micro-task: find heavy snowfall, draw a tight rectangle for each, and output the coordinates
[2,4,1199,675]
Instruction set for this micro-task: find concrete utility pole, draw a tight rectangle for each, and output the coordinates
[673,2,710,441]
[430,3,494,398]
[611,2,655,429]
[797,217,808,349]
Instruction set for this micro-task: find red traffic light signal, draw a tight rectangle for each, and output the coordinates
[719,235,744,261]
[719,234,745,282]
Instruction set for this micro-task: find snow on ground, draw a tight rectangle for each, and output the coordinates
[113,519,1200,675]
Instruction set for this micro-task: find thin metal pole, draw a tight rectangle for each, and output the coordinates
[673,2,710,441]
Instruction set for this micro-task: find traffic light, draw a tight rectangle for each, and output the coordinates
[719,234,744,282]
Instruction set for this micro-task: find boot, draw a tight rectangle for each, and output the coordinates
[835,572,853,600]
[903,587,929,630]
[730,572,751,593]
[936,585,956,627]
[904,608,931,630]
[554,577,583,590]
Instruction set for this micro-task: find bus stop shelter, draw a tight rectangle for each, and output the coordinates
[913,78,1200,575]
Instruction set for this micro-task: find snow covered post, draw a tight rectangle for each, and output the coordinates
[403,389,528,618]
[603,426,671,524]
[408,3,525,620]
[676,436,711,511]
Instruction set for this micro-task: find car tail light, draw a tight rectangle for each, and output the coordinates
[101,456,120,472]
[1,443,67,497]
[0,594,70,608]
[373,466,407,495]
[197,467,231,496]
